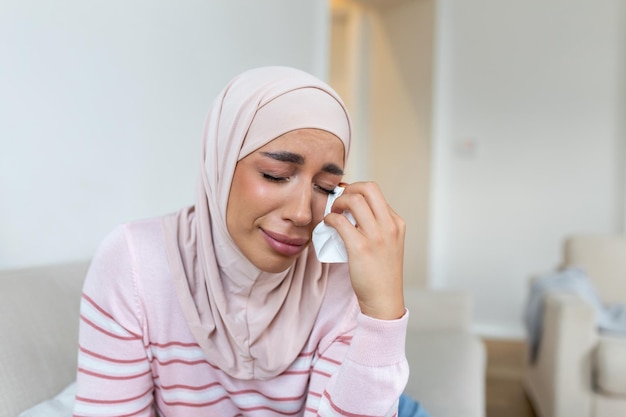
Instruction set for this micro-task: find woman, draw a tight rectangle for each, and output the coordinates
[74,66,426,416]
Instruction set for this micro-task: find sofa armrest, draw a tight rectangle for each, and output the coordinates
[404,287,473,331]
[524,292,598,417]
[0,262,89,417]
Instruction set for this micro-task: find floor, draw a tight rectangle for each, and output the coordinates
[484,339,538,417]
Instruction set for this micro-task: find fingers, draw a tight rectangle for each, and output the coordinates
[327,182,404,238]
[322,182,406,320]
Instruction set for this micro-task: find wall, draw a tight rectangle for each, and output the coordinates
[329,0,435,287]
[0,0,329,269]
[430,0,626,337]
[368,0,435,288]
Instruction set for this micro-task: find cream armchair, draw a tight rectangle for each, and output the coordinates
[524,235,626,417]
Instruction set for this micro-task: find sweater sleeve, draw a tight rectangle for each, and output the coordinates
[73,225,156,417]
[305,305,410,416]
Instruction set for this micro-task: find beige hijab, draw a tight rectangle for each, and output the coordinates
[162,66,351,380]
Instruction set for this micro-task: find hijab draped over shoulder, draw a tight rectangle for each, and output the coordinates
[162,66,352,380]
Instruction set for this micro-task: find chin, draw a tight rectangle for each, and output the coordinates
[256,261,295,274]
[250,254,299,274]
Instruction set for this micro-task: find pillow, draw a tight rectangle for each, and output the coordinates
[18,382,76,417]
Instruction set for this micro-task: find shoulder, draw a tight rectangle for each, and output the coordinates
[85,217,169,295]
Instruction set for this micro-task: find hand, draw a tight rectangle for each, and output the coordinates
[323,182,406,320]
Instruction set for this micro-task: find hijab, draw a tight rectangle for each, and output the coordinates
[162,66,351,380]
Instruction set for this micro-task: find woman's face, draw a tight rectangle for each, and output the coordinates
[226,128,345,273]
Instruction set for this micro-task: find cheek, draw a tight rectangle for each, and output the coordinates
[311,195,329,224]
[228,173,274,222]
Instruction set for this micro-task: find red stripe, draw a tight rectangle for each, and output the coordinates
[312,369,332,378]
[160,381,222,391]
[161,394,231,408]
[162,395,303,416]
[318,354,342,366]
[237,404,302,415]
[78,367,152,381]
[160,382,305,402]
[81,314,141,341]
[76,386,153,404]
[153,357,212,366]
[82,293,142,339]
[151,340,201,348]
[80,345,146,364]
[322,390,380,417]
[282,369,311,375]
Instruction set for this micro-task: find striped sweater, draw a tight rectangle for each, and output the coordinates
[74,218,409,417]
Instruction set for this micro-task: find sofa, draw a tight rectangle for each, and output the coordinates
[524,235,626,417]
[0,261,486,417]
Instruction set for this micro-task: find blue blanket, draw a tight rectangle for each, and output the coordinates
[524,267,626,362]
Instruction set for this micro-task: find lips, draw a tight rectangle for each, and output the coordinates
[261,229,309,257]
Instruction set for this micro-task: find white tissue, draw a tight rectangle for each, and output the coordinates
[312,186,356,263]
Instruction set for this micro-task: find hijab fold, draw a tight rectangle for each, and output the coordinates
[162,67,351,380]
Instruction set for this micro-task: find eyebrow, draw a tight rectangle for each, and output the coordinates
[261,151,344,176]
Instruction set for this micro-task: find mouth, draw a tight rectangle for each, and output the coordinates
[260,229,309,257]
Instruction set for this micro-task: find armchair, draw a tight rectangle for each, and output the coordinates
[524,235,626,417]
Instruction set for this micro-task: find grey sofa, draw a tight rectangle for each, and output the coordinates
[0,262,485,417]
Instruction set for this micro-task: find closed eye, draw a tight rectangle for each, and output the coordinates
[262,173,288,182]
[315,184,336,195]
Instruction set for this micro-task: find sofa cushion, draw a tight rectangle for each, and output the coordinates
[594,334,626,396]
[18,382,75,417]
[404,329,486,417]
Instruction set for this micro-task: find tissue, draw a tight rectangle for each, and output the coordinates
[311,186,356,263]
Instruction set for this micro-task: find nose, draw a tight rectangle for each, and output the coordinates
[283,185,313,226]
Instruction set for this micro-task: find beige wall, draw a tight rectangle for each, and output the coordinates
[330,0,435,287]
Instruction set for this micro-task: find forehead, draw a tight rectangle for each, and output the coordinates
[259,128,345,159]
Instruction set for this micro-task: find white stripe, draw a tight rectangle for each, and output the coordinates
[78,350,150,377]
[316,400,337,416]
[233,392,303,413]
[285,355,313,373]
[81,298,137,338]
[312,357,340,376]
[160,384,227,404]
[161,385,303,413]
[74,394,152,417]
[305,394,321,413]
[150,344,208,363]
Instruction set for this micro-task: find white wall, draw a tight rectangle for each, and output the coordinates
[430,0,626,338]
[0,0,330,269]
